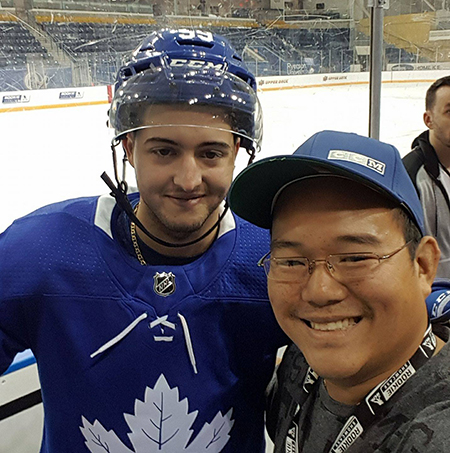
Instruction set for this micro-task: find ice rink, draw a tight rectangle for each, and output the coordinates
[0,78,431,234]
[0,75,443,451]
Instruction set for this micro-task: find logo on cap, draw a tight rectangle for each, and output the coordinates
[328,150,386,175]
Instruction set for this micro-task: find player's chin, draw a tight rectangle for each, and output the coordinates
[165,202,221,230]
[163,216,210,236]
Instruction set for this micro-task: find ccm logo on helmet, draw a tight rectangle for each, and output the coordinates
[170,58,225,71]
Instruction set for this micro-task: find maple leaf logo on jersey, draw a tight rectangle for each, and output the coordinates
[80,374,234,452]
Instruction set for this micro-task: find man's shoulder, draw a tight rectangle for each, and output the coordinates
[266,344,309,446]
[378,401,450,453]
[234,212,269,233]
[380,342,450,450]
[229,212,271,255]
[1,195,102,251]
[349,343,450,453]
[402,134,428,179]
[402,146,425,169]
[403,131,442,180]
[10,196,100,225]
[358,400,450,453]
[427,335,450,379]
[407,399,450,439]
[269,344,308,405]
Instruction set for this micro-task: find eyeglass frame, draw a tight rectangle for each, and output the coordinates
[257,240,414,283]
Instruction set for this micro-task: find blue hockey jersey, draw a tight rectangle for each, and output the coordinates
[0,193,287,452]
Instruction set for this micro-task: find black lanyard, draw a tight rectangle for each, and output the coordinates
[285,325,437,453]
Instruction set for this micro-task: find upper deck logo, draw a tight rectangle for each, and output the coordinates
[369,392,383,407]
[285,421,298,453]
[59,90,83,99]
[2,94,30,104]
[153,272,176,297]
[303,368,319,392]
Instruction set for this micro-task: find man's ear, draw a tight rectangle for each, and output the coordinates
[234,137,241,158]
[415,236,440,298]
[423,111,433,129]
[122,134,135,168]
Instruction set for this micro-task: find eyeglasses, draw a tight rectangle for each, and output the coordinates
[258,241,413,284]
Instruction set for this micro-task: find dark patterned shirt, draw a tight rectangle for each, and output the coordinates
[267,325,450,453]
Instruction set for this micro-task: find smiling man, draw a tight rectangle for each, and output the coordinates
[228,130,450,452]
[122,104,239,255]
[403,76,450,278]
[0,29,287,452]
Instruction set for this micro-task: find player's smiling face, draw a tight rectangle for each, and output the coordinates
[124,104,238,243]
[268,177,431,397]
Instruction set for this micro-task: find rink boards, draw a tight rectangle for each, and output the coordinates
[0,352,43,452]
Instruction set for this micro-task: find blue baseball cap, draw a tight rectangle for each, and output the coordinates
[228,130,425,234]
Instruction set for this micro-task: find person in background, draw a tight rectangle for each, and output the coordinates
[403,75,450,278]
[229,130,450,452]
[0,29,287,452]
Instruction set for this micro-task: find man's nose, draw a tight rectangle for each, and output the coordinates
[301,261,347,307]
[173,155,202,191]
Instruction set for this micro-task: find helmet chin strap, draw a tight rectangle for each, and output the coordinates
[101,141,229,249]
[246,147,256,165]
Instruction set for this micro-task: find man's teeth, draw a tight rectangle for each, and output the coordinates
[309,318,358,331]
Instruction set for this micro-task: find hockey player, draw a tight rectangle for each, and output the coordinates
[0,29,287,452]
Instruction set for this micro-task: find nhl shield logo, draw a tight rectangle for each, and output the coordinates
[153,272,176,297]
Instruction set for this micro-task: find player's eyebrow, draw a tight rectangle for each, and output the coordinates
[143,137,178,146]
[143,137,232,150]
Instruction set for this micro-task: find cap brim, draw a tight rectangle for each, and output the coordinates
[228,154,405,229]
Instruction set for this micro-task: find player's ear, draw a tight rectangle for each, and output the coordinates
[234,136,241,158]
[423,111,433,129]
[122,134,135,168]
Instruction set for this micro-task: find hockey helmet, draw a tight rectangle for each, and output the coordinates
[108,28,262,153]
